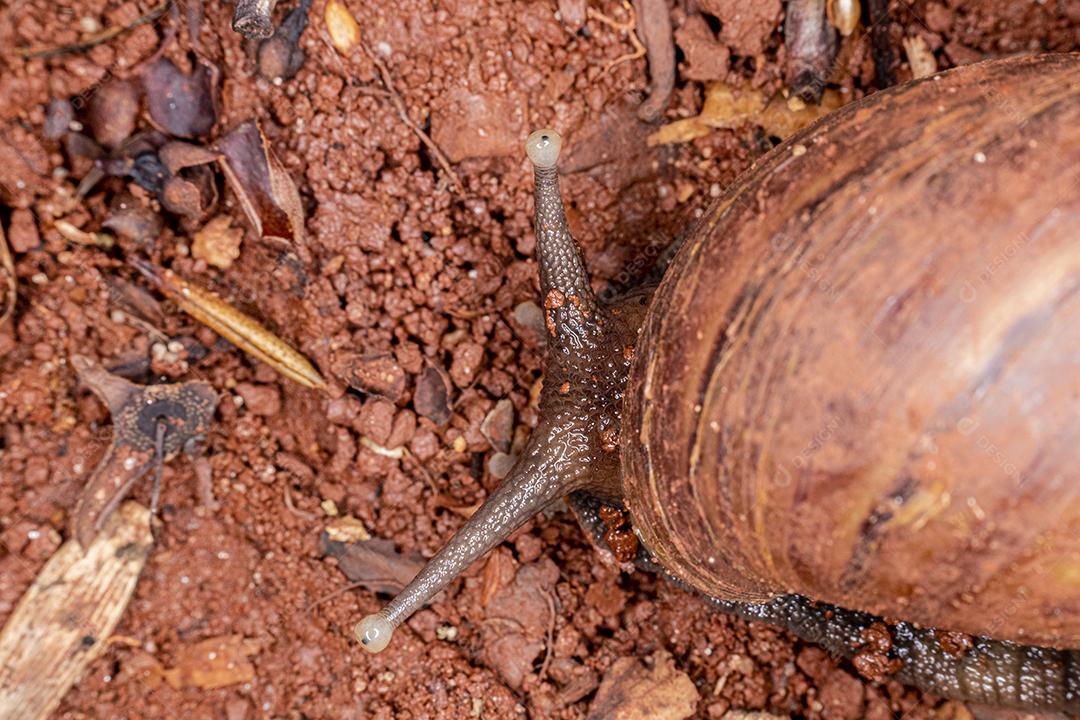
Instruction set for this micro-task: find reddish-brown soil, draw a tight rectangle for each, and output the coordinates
[0,1,1077,718]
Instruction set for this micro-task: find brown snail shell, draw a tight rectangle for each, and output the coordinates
[624,53,1080,648]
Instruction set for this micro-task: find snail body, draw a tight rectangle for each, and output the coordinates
[356,54,1080,712]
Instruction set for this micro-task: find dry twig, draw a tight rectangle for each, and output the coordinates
[15,1,170,58]
[359,41,464,195]
[587,2,647,76]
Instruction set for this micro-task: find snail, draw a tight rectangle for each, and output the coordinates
[354,53,1080,713]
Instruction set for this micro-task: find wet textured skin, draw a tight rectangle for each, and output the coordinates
[355,130,648,650]
[355,59,1080,712]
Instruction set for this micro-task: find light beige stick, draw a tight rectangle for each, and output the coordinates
[0,502,152,720]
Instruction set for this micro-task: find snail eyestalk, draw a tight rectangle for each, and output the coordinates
[525,129,601,342]
[353,423,589,653]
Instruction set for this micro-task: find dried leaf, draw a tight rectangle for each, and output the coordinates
[757,90,845,139]
[488,451,517,479]
[649,83,844,145]
[142,58,217,139]
[217,121,305,248]
[257,0,311,81]
[903,35,937,79]
[324,0,360,55]
[0,223,14,327]
[480,549,515,607]
[324,515,370,543]
[0,502,152,720]
[158,140,219,174]
[587,651,699,720]
[44,99,75,140]
[103,276,165,327]
[192,215,244,269]
[414,365,452,425]
[649,83,765,145]
[481,399,514,454]
[320,534,424,595]
[103,192,162,245]
[160,166,218,223]
[131,259,327,389]
[161,635,259,690]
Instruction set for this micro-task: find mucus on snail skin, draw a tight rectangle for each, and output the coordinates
[355,129,645,653]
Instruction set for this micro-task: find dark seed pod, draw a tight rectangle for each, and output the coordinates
[85,79,141,149]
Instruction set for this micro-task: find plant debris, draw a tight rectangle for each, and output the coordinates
[0,502,152,720]
[191,215,244,269]
[86,79,141,150]
[0,223,15,329]
[257,0,313,82]
[233,0,279,39]
[102,192,164,246]
[587,651,699,720]
[320,534,425,595]
[324,0,360,55]
[414,364,452,426]
[160,635,260,690]
[216,121,306,249]
[632,0,676,122]
[53,220,115,249]
[784,0,837,104]
[13,1,169,58]
[142,58,218,140]
[69,355,217,547]
[131,259,327,389]
[649,82,843,145]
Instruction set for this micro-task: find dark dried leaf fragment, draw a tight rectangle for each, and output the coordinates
[320,534,425,595]
[414,365,452,426]
[86,79,141,149]
[160,164,218,224]
[158,140,219,174]
[257,0,312,81]
[142,58,217,139]
[103,192,163,245]
[481,399,514,454]
[216,121,305,248]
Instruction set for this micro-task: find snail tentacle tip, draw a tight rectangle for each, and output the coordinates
[355,613,395,653]
[526,129,562,169]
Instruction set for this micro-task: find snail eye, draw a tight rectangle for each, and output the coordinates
[525,128,562,169]
[354,613,394,653]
